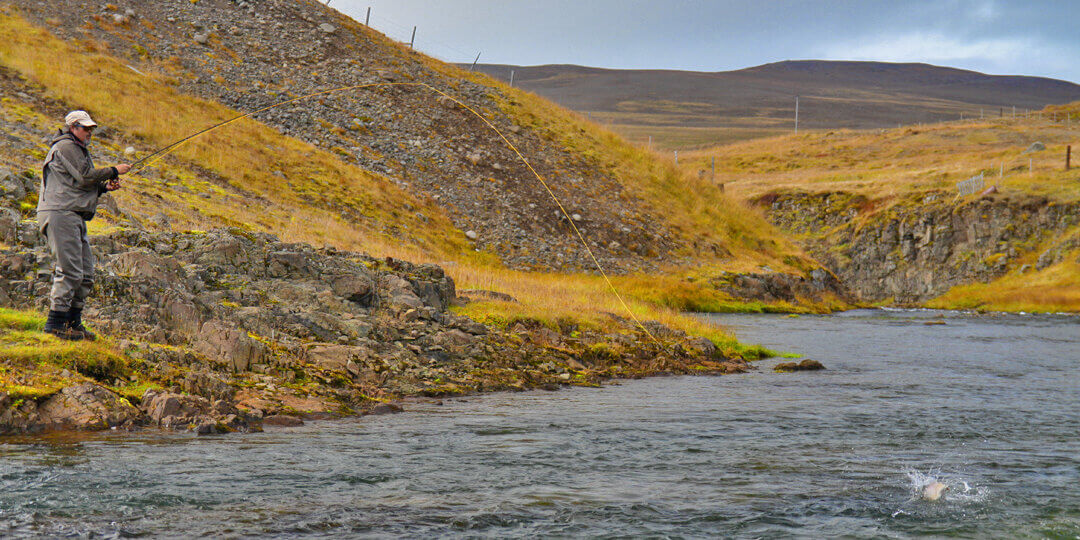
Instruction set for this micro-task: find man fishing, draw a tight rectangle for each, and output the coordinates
[37,110,130,340]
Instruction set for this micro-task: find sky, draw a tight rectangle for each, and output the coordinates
[327,0,1080,83]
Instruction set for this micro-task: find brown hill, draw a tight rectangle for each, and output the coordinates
[468,61,1080,149]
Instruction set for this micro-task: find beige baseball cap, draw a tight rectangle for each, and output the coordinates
[64,110,98,128]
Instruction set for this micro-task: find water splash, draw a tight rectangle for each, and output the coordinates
[903,468,989,504]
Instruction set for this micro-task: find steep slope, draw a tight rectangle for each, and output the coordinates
[470,61,1080,149]
[4,0,811,277]
[681,109,1080,312]
[0,2,839,432]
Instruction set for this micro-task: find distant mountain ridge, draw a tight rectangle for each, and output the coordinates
[466,60,1080,148]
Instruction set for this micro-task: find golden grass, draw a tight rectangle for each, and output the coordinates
[927,256,1080,312]
[684,116,1080,204]
[448,263,778,358]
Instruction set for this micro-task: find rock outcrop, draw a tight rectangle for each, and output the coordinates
[756,190,1080,303]
[0,222,751,434]
[0,384,140,434]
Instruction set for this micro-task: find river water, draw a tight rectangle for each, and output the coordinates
[1,309,1078,538]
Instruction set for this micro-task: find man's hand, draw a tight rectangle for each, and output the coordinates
[105,178,122,192]
[116,163,132,175]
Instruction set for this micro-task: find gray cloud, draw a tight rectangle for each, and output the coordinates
[329,0,1080,82]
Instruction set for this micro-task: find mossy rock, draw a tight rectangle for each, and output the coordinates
[774,359,825,373]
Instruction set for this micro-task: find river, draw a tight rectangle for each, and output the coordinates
[1,309,1077,537]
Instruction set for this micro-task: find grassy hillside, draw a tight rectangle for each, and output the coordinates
[471,61,1080,150]
[683,115,1080,202]
[681,109,1080,312]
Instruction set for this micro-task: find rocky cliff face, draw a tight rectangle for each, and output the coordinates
[756,190,1080,303]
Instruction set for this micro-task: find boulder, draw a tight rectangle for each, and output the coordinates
[182,371,235,401]
[371,402,403,415]
[109,250,185,282]
[263,414,304,426]
[774,359,826,372]
[194,321,269,371]
[380,275,423,308]
[34,384,141,431]
[0,208,20,245]
[143,391,212,423]
[0,170,27,202]
[330,273,375,304]
[266,250,309,278]
[304,343,360,371]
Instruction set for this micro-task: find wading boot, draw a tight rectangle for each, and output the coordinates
[43,309,83,341]
[68,307,97,341]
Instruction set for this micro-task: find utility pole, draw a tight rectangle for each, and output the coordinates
[409,26,416,48]
[794,96,800,134]
[470,52,481,72]
[365,7,370,26]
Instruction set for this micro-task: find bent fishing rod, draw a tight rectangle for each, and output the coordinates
[127,80,665,349]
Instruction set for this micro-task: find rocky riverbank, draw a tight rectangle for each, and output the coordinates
[0,208,752,435]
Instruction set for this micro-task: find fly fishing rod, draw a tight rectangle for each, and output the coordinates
[128,80,664,348]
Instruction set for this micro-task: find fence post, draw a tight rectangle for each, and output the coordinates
[365,7,370,25]
[711,156,716,182]
[1068,145,1072,171]
[509,69,515,87]
[674,150,678,165]
[409,26,416,48]
[470,52,481,72]
[794,96,799,134]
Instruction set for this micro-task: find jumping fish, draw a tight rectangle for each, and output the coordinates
[922,480,948,501]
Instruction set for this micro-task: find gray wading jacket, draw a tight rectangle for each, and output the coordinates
[36,130,118,219]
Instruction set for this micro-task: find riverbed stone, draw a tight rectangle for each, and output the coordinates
[34,384,141,431]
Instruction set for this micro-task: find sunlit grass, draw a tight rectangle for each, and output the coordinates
[927,257,1080,313]
[682,115,1080,204]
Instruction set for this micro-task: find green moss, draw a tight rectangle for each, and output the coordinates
[0,308,44,331]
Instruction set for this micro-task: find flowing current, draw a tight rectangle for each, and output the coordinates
[1,309,1078,537]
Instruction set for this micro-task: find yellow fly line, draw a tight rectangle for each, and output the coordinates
[131,81,664,348]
